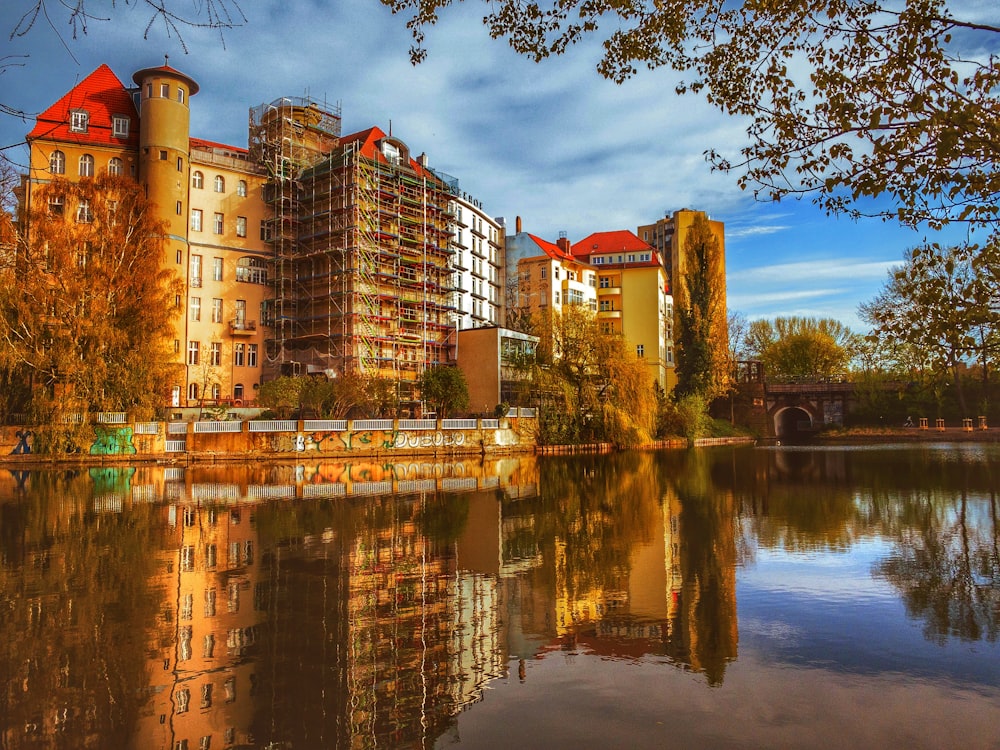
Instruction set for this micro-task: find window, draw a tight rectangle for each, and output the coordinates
[176,687,189,713]
[540,267,547,280]
[237,179,247,197]
[212,298,223,323]
[599,276,611,288]
[190,255,202,286]
[212,257,223,281]
[177,87,185,104]
[49,150,65,174]
[213,212,223,234]
[190,297,201,322]
[78,154,94,177]
[191,209,202,232]
[210,342,222,366]
[247,344,258,368]
[192,171,204,189]
[108,156,125,175]
[214,175,225,193]
[48,195,64,216]
[187,341,200,365]
[145,83,152,98]
[234,300,246,326]
[233,343,245,367]
[637,344,645,357]
[260,221,272,241]
[234,384,244,400]
[112,115,129,138]
[160,83,170,97]
[599,299,612,312]
[203,634,215,659]
[236,257,267,284]
[177,156,183,172]
[69,110,89,133]
[175,200,182,215]
[236,216,247,237]
[159,150,167,161]
[76,200,93,223]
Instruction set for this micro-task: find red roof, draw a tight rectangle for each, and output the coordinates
[525,233,575,262]
[28,64,139,148]
[190,137,248,155]
[339,126,439,180]
[572,230,661,267]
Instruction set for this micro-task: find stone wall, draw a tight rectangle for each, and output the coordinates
[0,417,537,463]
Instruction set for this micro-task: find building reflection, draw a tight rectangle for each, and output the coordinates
[0,450,743,748]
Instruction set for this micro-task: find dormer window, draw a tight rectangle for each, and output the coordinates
[112,115,130,138]
[69,110,89,133]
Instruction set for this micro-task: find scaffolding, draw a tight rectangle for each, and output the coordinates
[250,98,458,407]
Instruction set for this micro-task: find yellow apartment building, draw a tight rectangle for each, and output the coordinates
[571,230,675,391]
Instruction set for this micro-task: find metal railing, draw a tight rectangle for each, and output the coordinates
[303,419,348,432]
[351,419,393,432]
[194,421,242,433]
[442,418,476,430]
[249,420,297,432]
[399,419,436,430]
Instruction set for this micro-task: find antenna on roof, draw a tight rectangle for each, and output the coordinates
[164,54,169,67]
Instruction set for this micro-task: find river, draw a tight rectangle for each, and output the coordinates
[0,443,998,749]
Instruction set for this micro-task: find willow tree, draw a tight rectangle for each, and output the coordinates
[535,305,656,445]
[0,175,180,440]
[384,0,1000,243]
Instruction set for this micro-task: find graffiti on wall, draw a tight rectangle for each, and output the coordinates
[90,426,137,455]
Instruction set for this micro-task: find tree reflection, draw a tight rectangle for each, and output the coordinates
[873,489,1000,643]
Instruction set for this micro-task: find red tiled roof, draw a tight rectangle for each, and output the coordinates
[526,233,575,262]
[339,126,440,181]
[572,230,652,258]
[28,64,139,148]
[190,137,248,155]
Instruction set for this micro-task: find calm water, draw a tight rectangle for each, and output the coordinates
[1,445,998,749]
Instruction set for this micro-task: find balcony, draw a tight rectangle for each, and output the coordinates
[230,319,257,336]
[597,309,622,319]
[597,285,622,295]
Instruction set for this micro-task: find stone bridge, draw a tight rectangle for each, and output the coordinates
[764,382,854,440]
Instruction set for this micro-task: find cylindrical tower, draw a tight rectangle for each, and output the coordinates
[132,62,200,406]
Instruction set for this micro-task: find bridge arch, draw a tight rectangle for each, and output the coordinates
[774,406,814,442]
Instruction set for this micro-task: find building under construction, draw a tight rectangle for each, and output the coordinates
[249,98,459,408]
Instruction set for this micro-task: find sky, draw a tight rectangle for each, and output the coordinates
[0,0,976,331]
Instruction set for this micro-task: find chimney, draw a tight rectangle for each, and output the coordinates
[516,215,522,233]
[557,232,571,254]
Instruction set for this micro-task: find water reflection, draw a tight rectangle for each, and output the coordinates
[0,445,998,749]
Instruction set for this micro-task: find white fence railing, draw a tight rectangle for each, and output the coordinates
[351,419,393,432]
[249,420,297,432]
[303,419,348,432]
[442,419,476,430]
[194,421,242,433]
[399,419,436,431]
[480,419,499,429]
[167,422,188,435]
[134,422,159,435]
[96,412,127,424]
[165,440,187,453]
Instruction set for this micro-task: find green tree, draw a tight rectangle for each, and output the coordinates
[383,0,1000,242]
[675,213,727,400]
[745,316,858,384]
[255,375,304,418]
[0,175,180,442]
[419,365,469,417]
[860,241,1000,416]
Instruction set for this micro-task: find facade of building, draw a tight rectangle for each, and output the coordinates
[513,234,598,316]
[457,326,540,411]
[21,64,505,413]
[571,230,675,391]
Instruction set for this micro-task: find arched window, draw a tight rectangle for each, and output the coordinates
[49,150,65,175]
[78,154,95,177]
[192,171,204,189]
[234,384,245,400]
[213,175,225,193]
[107,157,124,176]
[237,180,247,197]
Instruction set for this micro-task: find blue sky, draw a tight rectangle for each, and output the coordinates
[0,0,976,330]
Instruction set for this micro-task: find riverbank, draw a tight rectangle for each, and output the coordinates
[814,425,1000,443]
